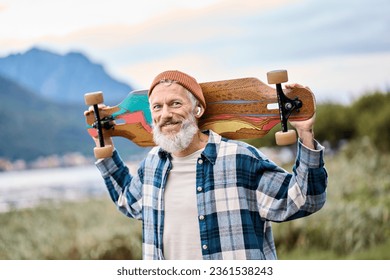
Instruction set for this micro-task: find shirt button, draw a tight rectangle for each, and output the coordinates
[197,186,203,192]
[199,215,205,220]
[198,159,203,165]
[202,244,208,250]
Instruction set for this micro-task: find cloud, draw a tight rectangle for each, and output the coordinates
[0,4,7,12]
[118,50,390,105]
[280,52,390,103]
[28,0,294,47]
[0,0,220,38]
[1,0,389,104]
[1,0,297,73]
[118,52,230,88]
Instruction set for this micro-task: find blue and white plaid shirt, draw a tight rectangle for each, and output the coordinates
[96,130,327,260]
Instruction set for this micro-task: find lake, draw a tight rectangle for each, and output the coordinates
[0,165,109,212]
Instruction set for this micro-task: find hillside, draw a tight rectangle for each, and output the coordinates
[0,75,88,161]
[0,48,133,104]
[0,75,145,163]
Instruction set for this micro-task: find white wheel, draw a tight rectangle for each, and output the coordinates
[267,70,288,84]
[84,91,104,106]
[275,130,297,146]
[93,145,113,159]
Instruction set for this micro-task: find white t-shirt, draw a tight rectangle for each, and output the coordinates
[163,148,204,260]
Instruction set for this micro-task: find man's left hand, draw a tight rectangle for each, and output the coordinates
[285,83,316,149]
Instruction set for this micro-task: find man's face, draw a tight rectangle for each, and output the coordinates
[149,82,198,153]
[150,82,194,134]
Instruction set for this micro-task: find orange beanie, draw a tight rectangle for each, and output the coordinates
[148,70,206,109]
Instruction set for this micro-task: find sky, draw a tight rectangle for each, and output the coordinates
[1,0,389,104]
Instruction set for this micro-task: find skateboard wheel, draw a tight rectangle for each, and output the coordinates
[85,91,104,106]
[275,130,297,146]
[93,145,113,159]
[267,70,288,84]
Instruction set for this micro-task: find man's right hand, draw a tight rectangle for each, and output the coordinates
[84,104,115,148]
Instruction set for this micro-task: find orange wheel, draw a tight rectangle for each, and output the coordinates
[93,145,113,159]
[267,70,288,84]
[84,91,104,106]
[275,130,297,146]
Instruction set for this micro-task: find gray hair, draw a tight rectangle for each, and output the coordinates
[152,80,199,111]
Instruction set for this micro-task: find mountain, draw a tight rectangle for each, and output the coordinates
[0,48,133,104]
[0,74,146,162]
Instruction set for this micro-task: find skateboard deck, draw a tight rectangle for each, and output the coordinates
[85,77,315,147]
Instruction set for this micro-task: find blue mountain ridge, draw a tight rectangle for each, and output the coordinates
[0,53,146,164]
[0,47,133,105]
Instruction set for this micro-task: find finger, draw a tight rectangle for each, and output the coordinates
[84,104,109,116]
[285,83,313,93]
[98,104,108,109]
[84,106,94,116]
[285,83,302,88]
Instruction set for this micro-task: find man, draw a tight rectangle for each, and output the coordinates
[90,70,327,260]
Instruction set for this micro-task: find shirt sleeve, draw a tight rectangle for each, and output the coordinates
[256,139,328,222]
[96,149,143,220]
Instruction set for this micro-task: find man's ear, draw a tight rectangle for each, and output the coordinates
[195,105,204,118]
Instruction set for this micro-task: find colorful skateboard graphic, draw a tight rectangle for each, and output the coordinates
[85,90,154,148]
[85,70,315,158]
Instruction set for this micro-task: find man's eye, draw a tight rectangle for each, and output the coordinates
[153,105,161,111]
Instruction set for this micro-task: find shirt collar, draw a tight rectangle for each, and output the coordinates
[157,149,171,160]
[201,130,221,165]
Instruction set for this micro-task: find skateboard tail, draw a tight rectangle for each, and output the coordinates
[114,91,152,124]
[86,90,153,138]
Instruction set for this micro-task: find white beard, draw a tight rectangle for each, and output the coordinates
[153,115,198,154]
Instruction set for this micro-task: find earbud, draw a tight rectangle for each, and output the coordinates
[196,106,202,116]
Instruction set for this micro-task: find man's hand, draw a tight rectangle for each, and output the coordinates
[285,83,316,149]
[84,104,114,148]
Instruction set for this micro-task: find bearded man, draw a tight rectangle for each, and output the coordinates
[89,70,327,260]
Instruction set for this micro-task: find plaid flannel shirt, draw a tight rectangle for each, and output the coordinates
[96,130,327,260]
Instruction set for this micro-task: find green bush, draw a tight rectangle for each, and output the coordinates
[248,90,390,152]
[314,91,390,152]
[315,103,355,148]
[351,92,390,152]
[273,138,390,259]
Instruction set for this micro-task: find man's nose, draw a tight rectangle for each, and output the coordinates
[161,105,172,119]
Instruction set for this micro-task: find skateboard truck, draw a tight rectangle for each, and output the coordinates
[267,70,301,145]
[84,91,114,159]
[93,116,115,131]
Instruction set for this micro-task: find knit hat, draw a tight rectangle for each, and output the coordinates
[148,70,206,109]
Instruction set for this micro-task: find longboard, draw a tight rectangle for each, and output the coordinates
[84,71,315,157]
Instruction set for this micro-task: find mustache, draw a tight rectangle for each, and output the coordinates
[156,118,182,128]
[153,113,197,131]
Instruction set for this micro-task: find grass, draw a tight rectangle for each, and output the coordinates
[0,138,389,260]
[0,198,142,260]
[273,138,390,259]
[278,238,390,260]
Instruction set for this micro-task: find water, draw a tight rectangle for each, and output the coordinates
[0,165,107,212]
